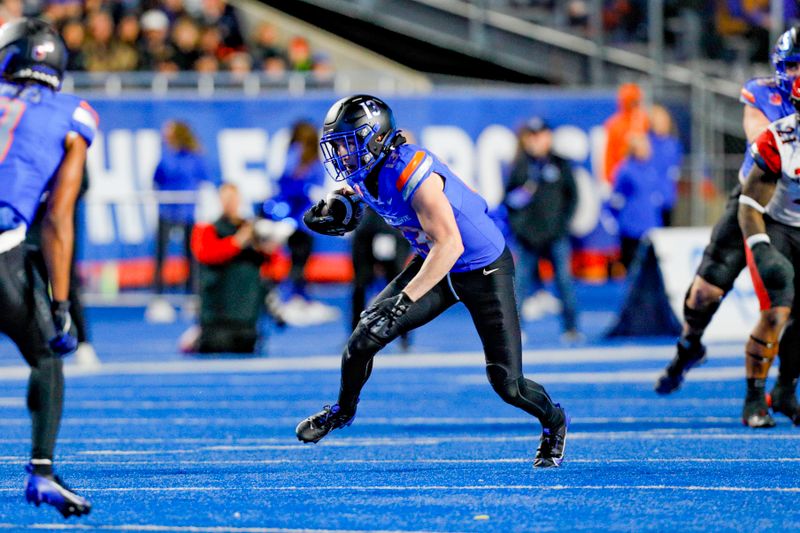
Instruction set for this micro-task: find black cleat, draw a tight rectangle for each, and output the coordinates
[534,405,569,468]
[769,380,800,426]
[654,339,707,395]
[742,396,776,428]
[296,403,356,443]
[24,464,91,518]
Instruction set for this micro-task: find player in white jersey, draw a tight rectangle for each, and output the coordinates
[738,76,800,427]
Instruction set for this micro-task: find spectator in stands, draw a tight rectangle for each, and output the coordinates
[311,52,335,82]
[262,120,338,326]
[262,54,287,76]
[603,82,649,184]
[138,9,176,71]
[182,183,287,354]
[170,17,201,70]
[200,0,243,49]
[603,0,647,43]
[0,0,22,26]
[162,0,191,25]
[225,50,251,77]
[610,133,663,270]
[84,10,139,71]
[195,53,219,72]
[117,12,142,54]
[726,0,800,61]
[287,36,313,72]
[567,1,589,34]
[504,117,581,343]
[147,120,209,323]
[648,105,683,226]
[62,18,87,71]
[199,24,225,61]
[250,22,285,67]
[43,0,81,26]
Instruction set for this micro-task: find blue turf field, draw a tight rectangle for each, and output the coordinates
[0,283,799,531]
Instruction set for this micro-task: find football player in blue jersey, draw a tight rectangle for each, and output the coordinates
[296,95,568,467]
[0,19,97,516]
[656,26,800,427]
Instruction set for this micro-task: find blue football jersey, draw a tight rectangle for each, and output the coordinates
[348,143,505,273]
[739,77,795,182]
[0,81,97,227]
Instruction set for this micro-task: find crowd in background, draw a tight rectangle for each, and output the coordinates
[0,0,333,75]
[503,0,798,63]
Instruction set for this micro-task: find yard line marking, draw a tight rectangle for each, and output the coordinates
[0,398,745,409]
[457,367,767,384]
[1,458,799,466]
[0,525,430,533]
[1,432,797,453]
[0,343,745,381]
[0,415,744,426]
[0,485,798,493]
[0,416,741,428]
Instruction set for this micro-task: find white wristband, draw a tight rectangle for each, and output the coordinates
[738,195,766,214]
[746,233,770,249]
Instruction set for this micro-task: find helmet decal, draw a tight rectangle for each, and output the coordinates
[0,18,67,90]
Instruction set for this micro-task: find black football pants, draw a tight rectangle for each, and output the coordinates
[338,247,564,428]
[0,244,64,462]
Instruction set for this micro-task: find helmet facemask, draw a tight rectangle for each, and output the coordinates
[320,123,381,183]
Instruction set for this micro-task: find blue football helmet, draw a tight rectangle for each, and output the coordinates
[773,26,800,96]
[319,95,397,183]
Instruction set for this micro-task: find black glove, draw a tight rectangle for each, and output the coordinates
[361,292,413,342]
[49,300,77,356]
[303,199,348,236]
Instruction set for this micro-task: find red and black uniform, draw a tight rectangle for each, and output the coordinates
[191,217,270,353]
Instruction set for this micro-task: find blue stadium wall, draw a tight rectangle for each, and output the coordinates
[79,89,688,287]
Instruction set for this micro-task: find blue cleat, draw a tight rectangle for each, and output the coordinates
[296,403,356,443]
[25,463,91,518]
[534,405,569,468]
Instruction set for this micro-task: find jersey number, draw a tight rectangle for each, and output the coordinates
[0,98,26,163]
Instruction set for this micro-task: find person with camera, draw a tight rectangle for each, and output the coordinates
[181,183,288,354]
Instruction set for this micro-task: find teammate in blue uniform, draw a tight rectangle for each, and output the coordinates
[656,26,800,427]
[0,19,97,516]
[295,95,568,467]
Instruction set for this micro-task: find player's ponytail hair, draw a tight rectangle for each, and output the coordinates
[168,121,200,153]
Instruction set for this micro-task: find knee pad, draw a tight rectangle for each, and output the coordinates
[346,324,385,360]
[750,243,795,309]
[683,290,721,332]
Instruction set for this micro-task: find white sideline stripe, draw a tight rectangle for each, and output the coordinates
[0,424,800,444]
[2,457,799,466]
[458,366,769,384]
[0,415,742,427]
[0,398,23,407]
[0,397,745,409]
[0,485,797,494]
[0,343,744,381]
[0,525,425,533]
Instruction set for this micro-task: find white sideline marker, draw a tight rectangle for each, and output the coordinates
[0,343,745,381]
